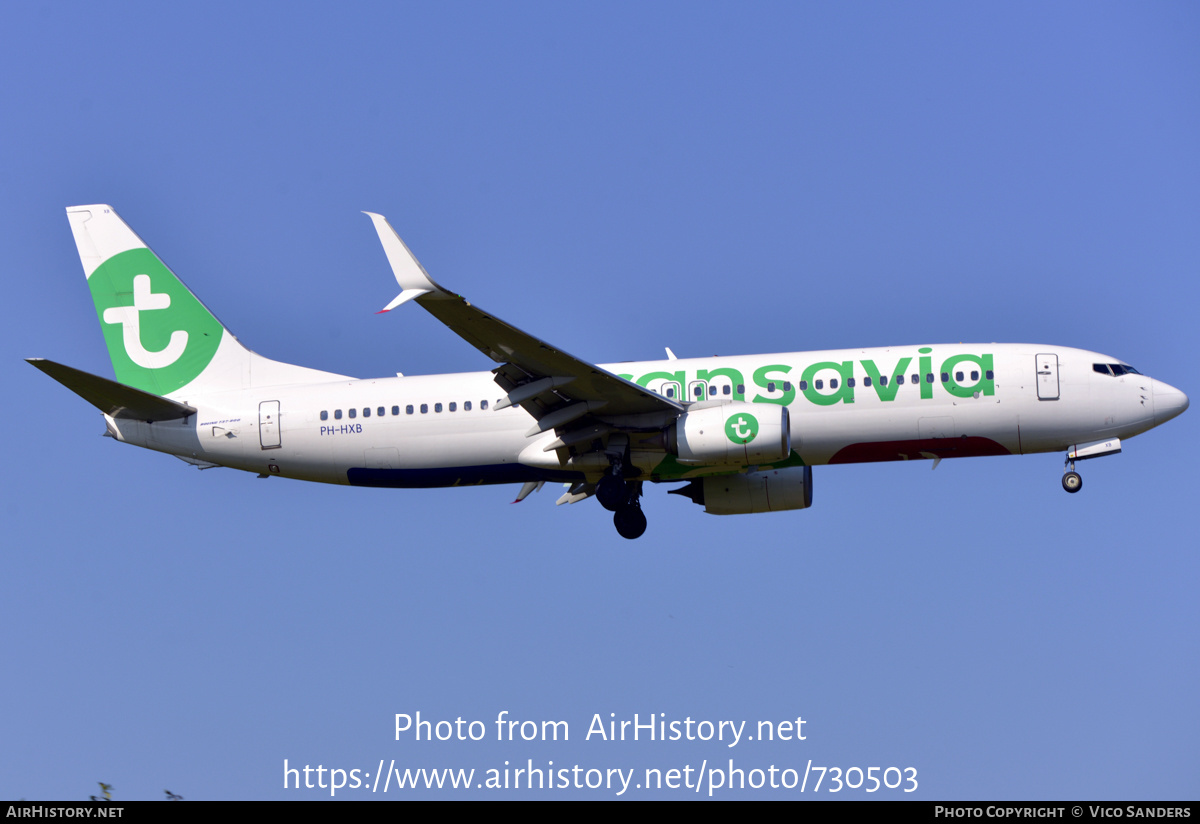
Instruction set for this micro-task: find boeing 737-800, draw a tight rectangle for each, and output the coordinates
[29,205,1189,539]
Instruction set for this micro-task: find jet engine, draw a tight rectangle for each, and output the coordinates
[666,402,790,466]
[670,466,813,515]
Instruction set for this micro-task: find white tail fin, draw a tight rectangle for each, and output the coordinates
[67,205,350,397]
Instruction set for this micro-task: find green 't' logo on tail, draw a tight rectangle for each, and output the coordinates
[89,248,222,395]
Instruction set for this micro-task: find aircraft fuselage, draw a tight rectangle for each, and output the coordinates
[105,342,1184,488]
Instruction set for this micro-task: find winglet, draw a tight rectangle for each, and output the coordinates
[363,212,445,312]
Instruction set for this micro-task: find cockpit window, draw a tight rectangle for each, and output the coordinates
[1096,363,1142,377]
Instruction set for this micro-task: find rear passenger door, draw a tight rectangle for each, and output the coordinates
[259,400,281,448]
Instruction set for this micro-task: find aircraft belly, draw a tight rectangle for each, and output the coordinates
[339,427,577,488]
[347,464,572,488]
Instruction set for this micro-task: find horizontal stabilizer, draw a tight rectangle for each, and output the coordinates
[27,358,197,421]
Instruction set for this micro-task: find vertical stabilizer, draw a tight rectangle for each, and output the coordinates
[67,205,349,398]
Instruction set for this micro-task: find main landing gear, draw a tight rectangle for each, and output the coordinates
[595,466,627,511]
[613,487,647,540]
[595,460,647,539]
[1062,457,1082,494]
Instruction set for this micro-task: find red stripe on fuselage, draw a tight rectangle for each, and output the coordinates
[828,436,1011,465]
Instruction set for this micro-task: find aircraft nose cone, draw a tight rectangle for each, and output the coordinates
[1153,379,1189,425]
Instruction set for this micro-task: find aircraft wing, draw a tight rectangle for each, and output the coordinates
[364,213,683,438]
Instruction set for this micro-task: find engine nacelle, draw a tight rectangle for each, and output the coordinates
[671,466,814,515]
[668,402,791,466]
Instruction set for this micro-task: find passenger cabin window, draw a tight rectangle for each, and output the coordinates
[420,404,428,414]
[348,408,356,418]
[815,379,824,390]
[985,370,994,380]
[767,382,776,392]
[880,375,888,386]
[665,386,675,398]
[971,371,979,381]
[863,376,872,387]
[320,410,328,421]
[481,400,489,410]
[378,407,385,417]
[465,401,472,411]
[449,402,457,412]
[799,380,808,391]
[941,373,949,383]
[334,409,342,420]
[896,375,904,385]
[829,379,838,389]
[392,406,400,416]
[783,382,791,392]
[847,378,855,388]
[737,384,745,395]
[723,384,731,395]
[406,405,414,415]
[435,403,443,413]
[955,371,964,381]
[363,408,370,417]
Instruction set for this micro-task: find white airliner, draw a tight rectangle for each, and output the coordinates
[29,205,1189,539]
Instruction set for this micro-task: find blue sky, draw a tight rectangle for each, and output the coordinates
[2,2,1197,800]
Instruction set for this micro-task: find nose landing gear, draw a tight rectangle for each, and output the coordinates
[1060,439,1121,494]
[1062,456,1082,493]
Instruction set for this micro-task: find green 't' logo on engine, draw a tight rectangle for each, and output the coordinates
[89,247,222,395]
[725,413,759,444]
